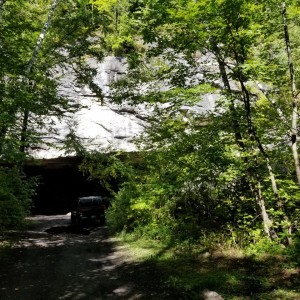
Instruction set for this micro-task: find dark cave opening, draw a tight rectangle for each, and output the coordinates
[25,157,110,215]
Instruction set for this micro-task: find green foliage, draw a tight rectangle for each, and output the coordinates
[79,151,134,194]
[89,0,137,55]
[0,167,37,230]
[97,0,300,249]
[246,236,284,255]
[1,0,297,253]
[288,231,300,265]
[106,182,138,232]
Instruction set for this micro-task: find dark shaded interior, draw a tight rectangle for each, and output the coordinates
[25,157,109,215]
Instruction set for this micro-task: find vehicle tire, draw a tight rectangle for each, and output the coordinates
[77,217,83,226]
[100,216,106,225]
[71,214,76,224]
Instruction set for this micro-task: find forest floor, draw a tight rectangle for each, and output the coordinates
[1,216,300,300]
[0,214,181,300]
[120,235,300,300]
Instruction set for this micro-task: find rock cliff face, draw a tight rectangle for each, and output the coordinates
[27,55,220,211]
[30,56,219,159]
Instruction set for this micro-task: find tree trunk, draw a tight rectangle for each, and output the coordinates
[239,80,280,204]
[25,0,58,75]
[20,0,59,153]
[252,179,277,239]
[216,54,276,239]
[223,14,282,209]
[282,2,300,185]
[218,58,245,149]
[20,110,29,153]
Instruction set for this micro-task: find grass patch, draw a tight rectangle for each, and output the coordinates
[118,233,300,299]
[113,232,168,261]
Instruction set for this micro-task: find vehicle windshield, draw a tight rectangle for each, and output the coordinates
[78,197,102,207]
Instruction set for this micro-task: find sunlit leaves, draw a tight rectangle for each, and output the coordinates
[89,0,137,54]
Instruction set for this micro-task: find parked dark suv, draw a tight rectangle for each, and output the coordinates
[71,196,106,225]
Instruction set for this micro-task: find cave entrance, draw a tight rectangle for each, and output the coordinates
[25,157,108,215]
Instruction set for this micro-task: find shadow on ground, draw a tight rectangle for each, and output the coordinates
[0,215,180,300]
[148,244,300,299]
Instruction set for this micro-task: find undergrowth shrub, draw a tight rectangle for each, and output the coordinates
[106,182,153,232]
[0,167,36,230]
[106,186,135,232]
[245,236,284,255]
[288,231,300,265]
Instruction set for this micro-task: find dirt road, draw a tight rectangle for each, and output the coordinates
[0,215,178,300]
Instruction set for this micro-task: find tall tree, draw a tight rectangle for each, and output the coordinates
[282,1,300,185]
[128,0,280,238]
[20,0,59,153]
[101,0,300,240]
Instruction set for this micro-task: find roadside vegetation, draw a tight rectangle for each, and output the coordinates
[113,232,300,299]
[87,1,300,298]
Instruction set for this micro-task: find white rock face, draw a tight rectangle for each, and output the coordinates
[30,56,218,159]
[30,57,145,159]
